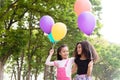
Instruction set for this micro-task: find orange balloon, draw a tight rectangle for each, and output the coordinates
[52,22,67,41]
[74,0,92,16]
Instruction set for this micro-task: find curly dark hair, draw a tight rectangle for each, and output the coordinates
[74,40,99,62]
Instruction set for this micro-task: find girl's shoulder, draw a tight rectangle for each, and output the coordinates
[69,57,75,60]
[56,58,74,63]
[68,57,75,63]
[55,59,66,63]
[74,57,83,64]
[55,57,75,63]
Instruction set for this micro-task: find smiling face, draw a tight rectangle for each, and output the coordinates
[77,43,82,55]
[59,46,69,59]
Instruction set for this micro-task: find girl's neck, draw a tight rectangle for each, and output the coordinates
[62,57,68,60]
[80,54,87,60]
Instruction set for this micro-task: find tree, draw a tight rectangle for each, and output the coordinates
[0,0,102,80]
[91,38,120,80]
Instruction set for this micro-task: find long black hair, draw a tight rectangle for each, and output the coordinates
[57,44,68,60]
[74,40,99,62]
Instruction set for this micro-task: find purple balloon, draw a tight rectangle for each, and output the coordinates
[39,15,54,34]
[77,12,96,35]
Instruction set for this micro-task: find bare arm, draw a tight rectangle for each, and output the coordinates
[45,49,55,66]
[87,61,93,76]
[72,63,77,74]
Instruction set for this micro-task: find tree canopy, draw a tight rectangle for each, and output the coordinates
[0,0,120,80]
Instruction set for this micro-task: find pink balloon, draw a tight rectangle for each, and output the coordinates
[77,12,96,35]
[74,0,92,16]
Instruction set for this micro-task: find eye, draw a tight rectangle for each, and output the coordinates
[66,50,69,52]
[62,50,69,53]
[63,51,66,53]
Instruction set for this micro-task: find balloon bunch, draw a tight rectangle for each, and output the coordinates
[74,0,96,35]
[39,15,67,43]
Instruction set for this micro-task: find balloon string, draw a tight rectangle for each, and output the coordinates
[52,42,56,49]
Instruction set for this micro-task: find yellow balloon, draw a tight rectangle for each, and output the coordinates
[52,22,67,41]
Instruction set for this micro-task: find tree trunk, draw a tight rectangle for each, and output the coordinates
[26,64,31,80]
[13,68,17,80]
[44,65,55,80]
[35,69,38,80]
[26,12,32,80]
[0,51,12,80]
[10,70,13,80]
[22,72,27,80]
[50,66,54,80]
[17,52,24,80]
[0,61,4,80]
[10,67,17,80]
[17,68,21,80]
[17,61,21,80]
[44,65,50,80]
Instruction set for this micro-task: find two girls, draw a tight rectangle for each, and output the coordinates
[45,40,99,80]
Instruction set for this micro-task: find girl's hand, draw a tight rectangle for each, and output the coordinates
[49,49,54,55]
[88,61,93,67]
[87,61,93,76]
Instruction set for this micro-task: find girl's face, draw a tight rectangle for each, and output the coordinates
[59,46,69,59]
[77,44,82,55]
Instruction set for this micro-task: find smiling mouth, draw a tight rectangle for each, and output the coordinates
[65,55,68,56]
[78,52,81,54]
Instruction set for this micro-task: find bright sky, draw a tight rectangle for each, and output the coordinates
[101,0,120,44]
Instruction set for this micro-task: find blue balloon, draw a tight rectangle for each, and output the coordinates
[48,33,56,43]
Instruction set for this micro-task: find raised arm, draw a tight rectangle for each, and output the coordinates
[45,49,55,66]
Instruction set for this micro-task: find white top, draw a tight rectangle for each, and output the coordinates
[45,55,74,78]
